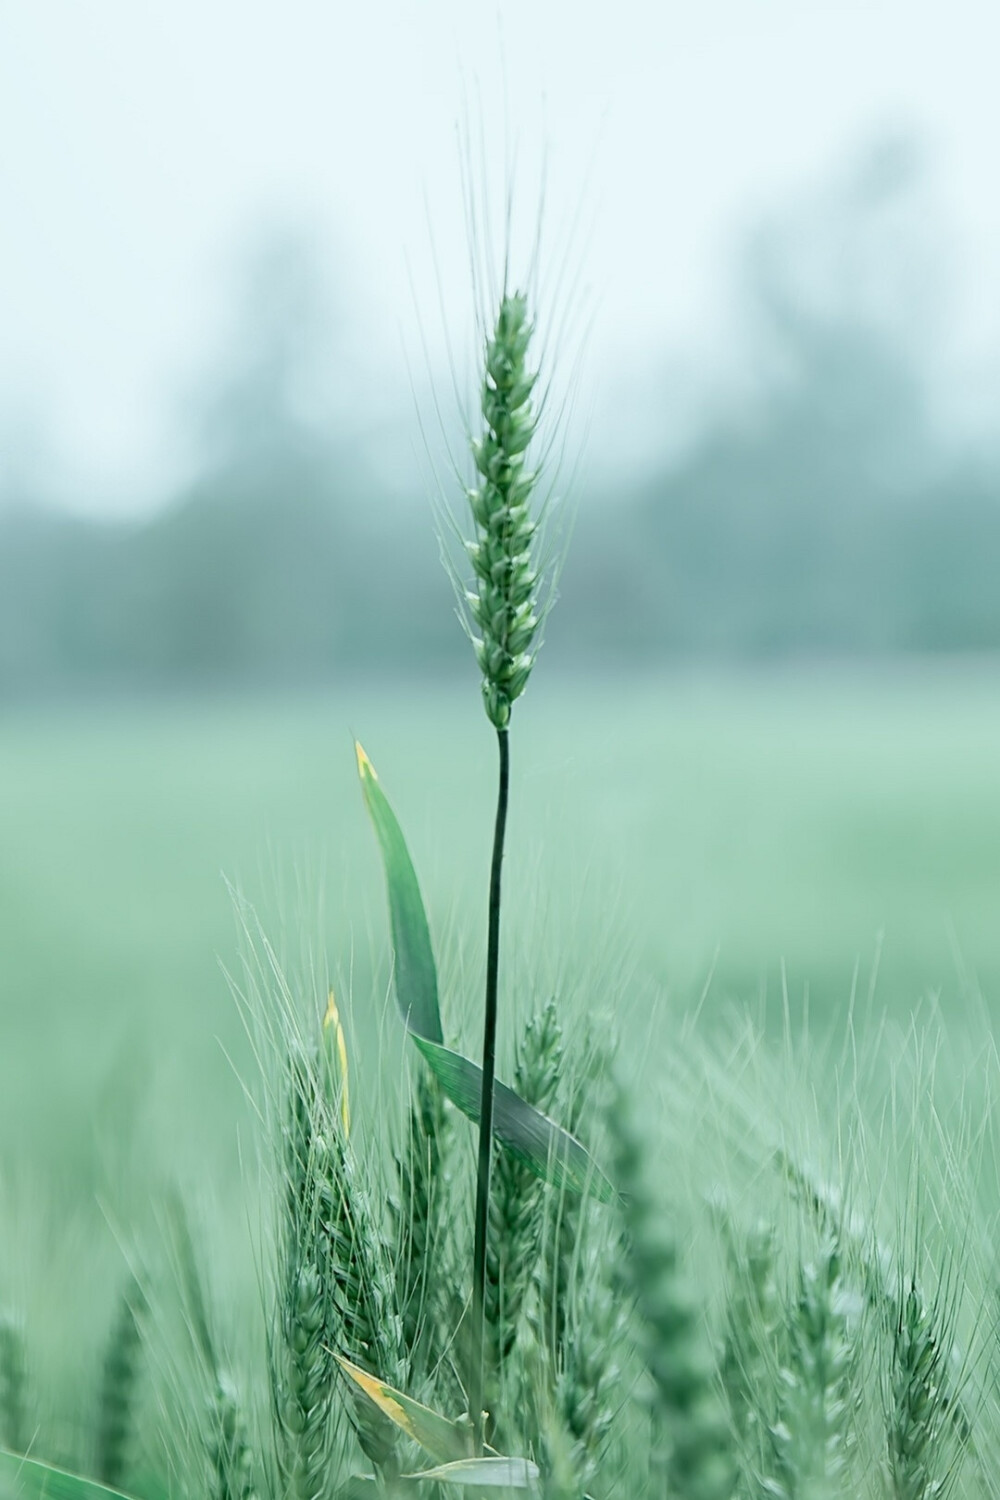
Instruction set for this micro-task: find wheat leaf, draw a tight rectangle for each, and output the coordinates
[335,1459,539,1492]
[0,1450,137,1500]
[334,1356,472,1464]
[356,741,444,1044]
[356,745,613,1201]
[406,1456,539,1487]
[412,1037,614,1203]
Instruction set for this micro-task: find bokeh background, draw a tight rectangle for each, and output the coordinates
[3,1,1000,1200]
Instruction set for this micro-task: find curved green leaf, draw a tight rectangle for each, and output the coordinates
[335,1460,539,1494]
[408,1456,539,1487]
[356,743,613,1203]
[413,1037,615,1204]
[356,742,443,1044]
[0,1451,135,1500]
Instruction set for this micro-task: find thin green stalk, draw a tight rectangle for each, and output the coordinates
[471,724,510,1450]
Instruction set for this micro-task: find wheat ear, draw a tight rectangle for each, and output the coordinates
[278,1032,405,1481]
[718,1219,782,1471]
[170,1196,258,1500]
[483,1000,563,1440]
[782,1154,970,1495]
[393,1068,451,1375]
[95,1276,146,1490]
[465,290,542,733]
[885,1274,966,1500]
[609,1081,735,1500]
[0,1313,28,1456]
[549,1236,627,1497]
[316,1134,405,1473]
[207,1378,258,1500]
[769,1236,858,1500]
[486,1002,563,1355]
[272,1043,340,1500]
[542,1027,604,1370]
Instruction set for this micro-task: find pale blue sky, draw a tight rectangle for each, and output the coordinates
[3,0,999,512]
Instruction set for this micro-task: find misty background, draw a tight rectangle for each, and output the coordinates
[7,0,1000,1217]
[3,133,998,693]
[3,4,1000,697]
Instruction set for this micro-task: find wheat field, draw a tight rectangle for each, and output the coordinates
[3,667,1000,1497]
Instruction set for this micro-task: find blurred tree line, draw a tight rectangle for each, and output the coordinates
[2,138,999,698]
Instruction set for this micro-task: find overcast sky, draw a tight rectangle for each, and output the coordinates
[3,1,1000,514]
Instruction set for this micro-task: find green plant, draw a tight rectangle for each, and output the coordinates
[345,263,627,1482]
[463,284,548,1449]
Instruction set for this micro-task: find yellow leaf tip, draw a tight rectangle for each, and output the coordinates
[335,1355,413,1440]
[323,988,340,1029]
[355,740,376,780]
[323,989,351,1138]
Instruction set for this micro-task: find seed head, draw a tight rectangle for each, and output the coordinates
[466,292,542,730]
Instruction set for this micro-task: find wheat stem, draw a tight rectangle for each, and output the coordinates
[471,724,509,1450]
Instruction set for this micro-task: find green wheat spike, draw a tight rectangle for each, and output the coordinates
[95,1277,145,1491]
[393,1068,451,1371]
[465,292,543,731]
[0,1313,28,1457]
[609,1079,735,1500]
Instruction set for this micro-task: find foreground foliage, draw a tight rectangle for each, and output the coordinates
[3,747,1000,1499]
[3,995,1000,1498]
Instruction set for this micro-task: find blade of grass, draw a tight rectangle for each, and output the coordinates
[356,742,443,1044]
[406,1456,539,1487]
[0,1451,136,1500]
[334,1356,473,1464]
[335,1459,540,1494]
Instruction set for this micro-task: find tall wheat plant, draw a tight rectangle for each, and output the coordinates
[464,289,544,1451]
[351,267,611,1478]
